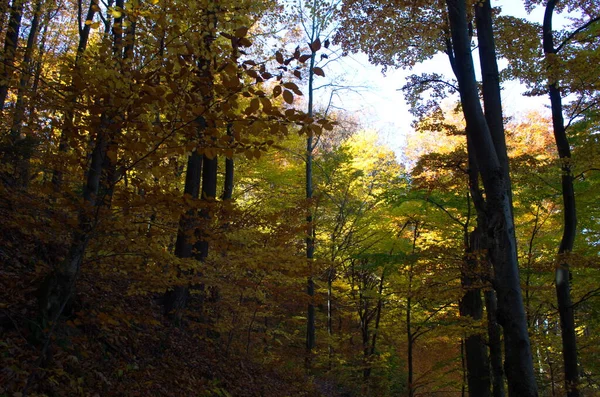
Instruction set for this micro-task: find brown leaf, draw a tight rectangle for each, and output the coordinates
[275,51,284,64]
[235,26,249,38]
[282,90,294,104]
[312,67,325,77]
[309,38,321,52]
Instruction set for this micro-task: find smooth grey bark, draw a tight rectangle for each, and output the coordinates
[0,0,24,111]
[543,2,579,395]
[474,0,510,188]
[473,4,512,395]
[468,141,505,397]
[445,0,538,395]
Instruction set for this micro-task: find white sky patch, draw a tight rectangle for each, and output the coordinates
[307,0,576,162]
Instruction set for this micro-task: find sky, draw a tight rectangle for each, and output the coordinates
[309,0,574,159]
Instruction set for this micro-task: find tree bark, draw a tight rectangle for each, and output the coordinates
[7,0,43,187]
[0,0,24,111]
[163,150,203,320]
[222,126,234,200]
[445,0,538,395]
[51,0,97,190]
[163,4,216,319]
[485,288,505,397]
[460,229,491,397]
[543,2,579,395]
[305,41,316,358]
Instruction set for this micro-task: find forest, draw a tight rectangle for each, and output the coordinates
[0,0,599,395]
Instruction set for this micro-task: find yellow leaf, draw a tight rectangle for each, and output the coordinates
[109,8,122,18]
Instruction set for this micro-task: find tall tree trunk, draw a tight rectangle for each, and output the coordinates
[163,150,202,320]
[543,2,579,395]
[485,288,505,397]
[445,0,538,395]
[0,0,24,111]
[364,270,385,381]
[8,0,42,187]
[164,7,216,321]
[51,0,96,190]
[38,1,134,324]
[460,228,491,397]
[406,224,418,397]
[305,40,316,358]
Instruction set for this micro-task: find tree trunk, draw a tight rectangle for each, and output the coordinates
[485,289,505,397]
[445,0,538,394]
[38,2,134,324]
[543,2,579,395]
[305,44,316,357]
[51,0,97,190]
[8,0,43,187]
[222,125,234,200]
[0,0,24,111]
[460,229,491,397]
[163,150,203,320]
[164,6,216,321]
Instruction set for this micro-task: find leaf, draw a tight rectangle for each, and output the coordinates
[245,98,259,115]
[309,38,321,53]
[275,51,284,64]
[108,8,122,18]
[235,26,249,38]
[238,38,252,47]
[293,70,302,79]
[312,67,325,77]
[282,90,294,104]
[299,54,311,63]
[283,82,299,90]
[273,85,282,98]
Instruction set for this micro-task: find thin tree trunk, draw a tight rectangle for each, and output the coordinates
[543,2,579,395]
[406,225,418,397]
[327,266,333,370]
[38,2,135,323]
[445,0,538,394]
[364,270,385,380]
[305,40,316,359]
[0,0,24,111]
[51,0,96,190]
[222,125,234,200]
[8,0,42,187]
